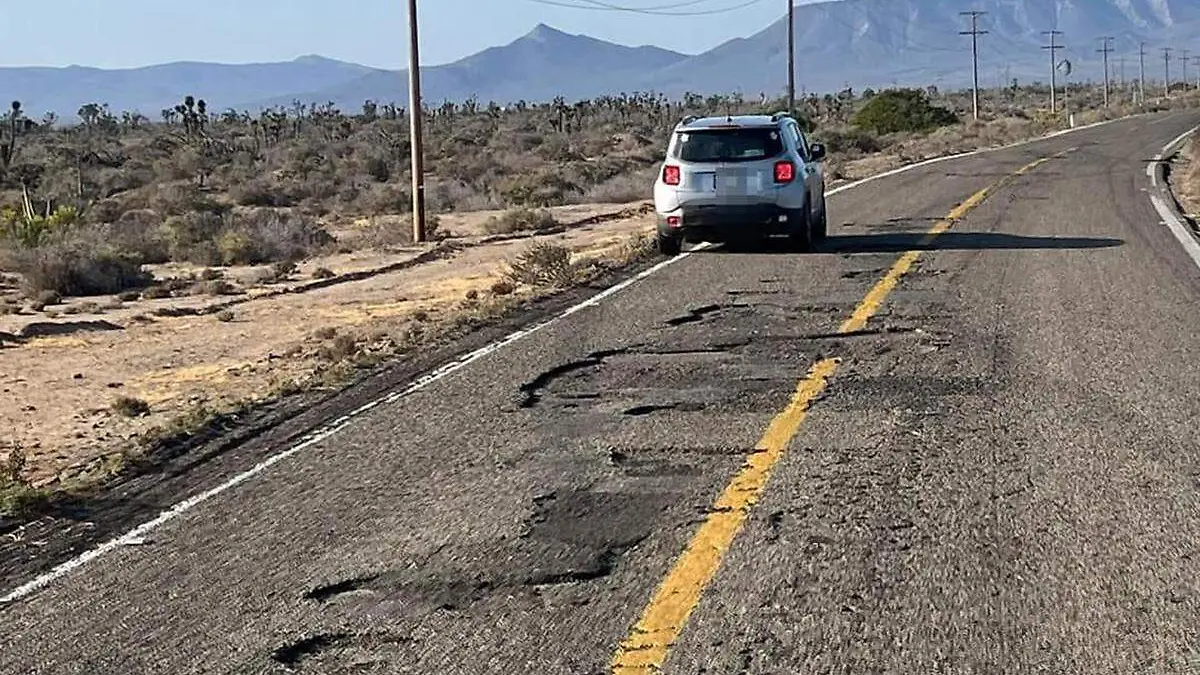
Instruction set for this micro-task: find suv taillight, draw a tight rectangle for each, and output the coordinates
[774,160,795,184]
[663,165,681,185]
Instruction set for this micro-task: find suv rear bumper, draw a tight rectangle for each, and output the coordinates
[656,204,798,242]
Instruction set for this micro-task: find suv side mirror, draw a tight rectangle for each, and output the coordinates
[809,143,826,161]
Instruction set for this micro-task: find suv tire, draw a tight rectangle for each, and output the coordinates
[789,203,815,253]
[813,196,828,243]
[657,233,682,256]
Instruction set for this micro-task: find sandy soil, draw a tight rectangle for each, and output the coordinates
[0,202,653,485]
[1171,139,1200,221]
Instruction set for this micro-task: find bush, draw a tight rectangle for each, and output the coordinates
[230,178,297,207]
[505,241,575,288]
[228,210,335,263]
[484,207,558,235]
[149,183,228,217]
[816,127,884,154]
[349,213,441,249]
[9,238,151,296]
[106,209,170,264]
[112,396,150,417]
[851,88,959,135]
[165,211,225,264]
[580,169,654,203]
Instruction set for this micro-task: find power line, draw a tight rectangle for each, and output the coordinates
[521,0,769,16]
[549,0,717,9]
[1097,36,1113,106]
[960,11,988,120]
[1042,30,1063,114]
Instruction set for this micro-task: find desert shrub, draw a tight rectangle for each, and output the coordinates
[816,127,884,154]
[349,214,440,249]
[505,241,575,288]
[230,178,297,207]
[29,290,61,310]
[484,207,557,235]
[105,209,170,264]
[852,88,959,135]
[7,237,151,296]
[496,171,578,207]
[426,179,495,212]
[165,211,225,264]
[580,168,655,203]
[191,279,236,295]
[228,210,335,263]
[363,155,391,182]
[149,183,228,217]
[490,279,517,296]
[112,396,150,417]
[357,183,411,216]
[86,199,125,225]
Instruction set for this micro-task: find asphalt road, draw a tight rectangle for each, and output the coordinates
[3,111,1200,675]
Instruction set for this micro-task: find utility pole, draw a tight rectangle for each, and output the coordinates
[787,0,795,114]
[1163,47,1173,98]
[1182,49,1191,90]
[1042,30,1063,113]
[406,0,426,243]
[960,11,988,120]
[1139,42,1147,105]
[1098,36,1114,106]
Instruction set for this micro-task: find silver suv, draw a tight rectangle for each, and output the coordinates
[652,112,828,255]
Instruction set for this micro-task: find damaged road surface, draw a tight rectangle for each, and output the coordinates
[5,113,1200,674]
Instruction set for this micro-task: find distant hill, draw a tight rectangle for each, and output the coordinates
[9,0,1200,120]
[0,56,382,119]
[240,24,690,112]
[642,0,1200,97]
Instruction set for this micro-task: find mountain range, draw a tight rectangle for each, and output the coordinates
[5,0,1200,119]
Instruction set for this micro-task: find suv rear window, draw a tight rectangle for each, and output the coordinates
[672,127,784,163]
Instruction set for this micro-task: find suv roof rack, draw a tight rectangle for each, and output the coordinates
[770,111,793,122]
[679,114,700,126]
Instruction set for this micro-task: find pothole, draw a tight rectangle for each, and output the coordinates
[270,631,412,671]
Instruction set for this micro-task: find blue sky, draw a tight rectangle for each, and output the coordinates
[2,0,812,69]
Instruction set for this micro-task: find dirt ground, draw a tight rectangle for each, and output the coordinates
[0,202,653,486]
[1171,138,1200,221]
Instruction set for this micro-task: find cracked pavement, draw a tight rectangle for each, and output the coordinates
[3,112,1200,674]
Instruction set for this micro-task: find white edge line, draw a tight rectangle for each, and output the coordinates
[0,108,1144,608]
[1147,123,1200,269]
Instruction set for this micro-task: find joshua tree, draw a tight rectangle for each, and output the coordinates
[1,100,23,177]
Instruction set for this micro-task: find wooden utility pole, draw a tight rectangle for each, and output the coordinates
[406,0,427,243]
[1098,37,1114,106]
[960,11,988,120]
[1163,47,1173,97]
[1042,30,1063,113]
[787,0,795,114]
[1182,48,1191,90]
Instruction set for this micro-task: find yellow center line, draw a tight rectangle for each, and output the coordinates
[609,148,1074,674]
